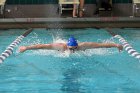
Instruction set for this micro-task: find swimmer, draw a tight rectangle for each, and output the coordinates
[19,36,123,53]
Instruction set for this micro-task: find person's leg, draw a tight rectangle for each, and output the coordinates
[73,4,77,17]
[73,0,79,17]
[94,0,101,15]
[79,0,84,17]
[103,0,110,3]
[103,0,111,10]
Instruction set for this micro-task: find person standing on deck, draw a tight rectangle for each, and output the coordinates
[73,0,79,17]
[94,0,111,15]
[79,0,85,17]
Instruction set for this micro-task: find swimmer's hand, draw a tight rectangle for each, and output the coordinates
[19,46,27,53]
[117,44,123,52]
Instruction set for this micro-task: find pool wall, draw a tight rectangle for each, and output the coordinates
[0,17,140,29]
[4,4,133,18]
[0,3,140,29]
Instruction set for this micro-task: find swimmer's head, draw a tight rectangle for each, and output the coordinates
[67,36,78,46]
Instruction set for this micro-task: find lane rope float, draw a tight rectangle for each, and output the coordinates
[106,28,140,60]
[115,35,140,59]
[0,28,33,63]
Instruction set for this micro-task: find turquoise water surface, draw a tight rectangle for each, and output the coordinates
[0,28,140,93]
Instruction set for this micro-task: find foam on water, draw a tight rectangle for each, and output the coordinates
[83,48,117,56]
[53,38,67,43]
[16,35,118,57]
[25,48,117,58]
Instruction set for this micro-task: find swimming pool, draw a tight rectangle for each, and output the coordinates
[0,28,140,93]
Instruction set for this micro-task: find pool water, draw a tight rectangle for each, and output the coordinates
[0,28,140,93]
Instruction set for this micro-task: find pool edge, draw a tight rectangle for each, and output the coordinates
[0,17,140,29]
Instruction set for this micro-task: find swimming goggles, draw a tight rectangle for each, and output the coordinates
[68,47,78,52]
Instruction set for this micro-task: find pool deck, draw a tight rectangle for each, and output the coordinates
[0,17,140,29]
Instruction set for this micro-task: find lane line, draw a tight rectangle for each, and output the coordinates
[0,28,33,63]
[106,28,140,60]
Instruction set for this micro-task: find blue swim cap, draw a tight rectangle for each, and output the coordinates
[67,36,78,46]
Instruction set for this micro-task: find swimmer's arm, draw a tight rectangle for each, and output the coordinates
[19,44,52,53]
[79,42,123,52]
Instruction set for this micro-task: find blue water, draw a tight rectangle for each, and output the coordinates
[0,28,140,93]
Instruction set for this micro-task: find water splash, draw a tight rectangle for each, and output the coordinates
[17,36,118,58]
[21,32,42,45]
[53,38,67,43]
[25,48,118,58]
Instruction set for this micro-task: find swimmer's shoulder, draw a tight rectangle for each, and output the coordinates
[52,43,67,46]
[51,43,67,51]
